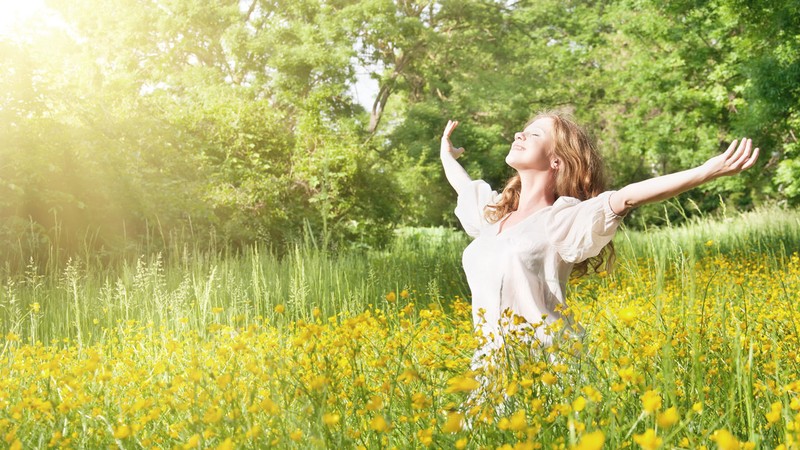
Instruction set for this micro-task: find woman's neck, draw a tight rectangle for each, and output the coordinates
[516,170,556,213]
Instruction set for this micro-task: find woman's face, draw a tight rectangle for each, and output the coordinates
[505,117,556,172]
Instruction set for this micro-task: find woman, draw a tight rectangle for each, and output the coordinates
[440,112,759,368]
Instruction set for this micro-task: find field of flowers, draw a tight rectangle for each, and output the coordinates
[2,207,800,449]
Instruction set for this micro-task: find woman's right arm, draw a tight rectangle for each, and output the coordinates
[440,119,473,195]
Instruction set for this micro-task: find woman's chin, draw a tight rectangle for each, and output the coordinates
[505,154,519,168]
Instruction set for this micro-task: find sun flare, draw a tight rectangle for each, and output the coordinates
[0,0,63,41]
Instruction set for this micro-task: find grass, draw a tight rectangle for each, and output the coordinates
[1,204,800,449]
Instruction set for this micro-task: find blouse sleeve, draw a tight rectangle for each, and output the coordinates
[547,191,624,263]
[454,180,498,238]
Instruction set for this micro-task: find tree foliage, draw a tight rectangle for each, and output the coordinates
[0,0,797,265]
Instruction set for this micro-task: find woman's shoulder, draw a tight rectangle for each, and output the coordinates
[553,191,617,207]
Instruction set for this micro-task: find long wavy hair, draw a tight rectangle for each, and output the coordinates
[485,111,615,277]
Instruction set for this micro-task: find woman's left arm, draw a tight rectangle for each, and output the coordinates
[609,138,760,216]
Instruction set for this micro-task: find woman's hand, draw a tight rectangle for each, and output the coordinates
[703,138,760,180]
[440,119,472,194]
[441,120,465,159]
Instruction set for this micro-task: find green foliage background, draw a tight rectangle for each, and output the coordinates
[1,0,798,267]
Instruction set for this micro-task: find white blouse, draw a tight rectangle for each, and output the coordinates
[455,179,624,361]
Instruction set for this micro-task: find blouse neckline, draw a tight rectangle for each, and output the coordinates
[495,205,553,237]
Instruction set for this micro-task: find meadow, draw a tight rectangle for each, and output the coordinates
[2,205,800,449]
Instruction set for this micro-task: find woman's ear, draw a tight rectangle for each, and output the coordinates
[550,158,560,170]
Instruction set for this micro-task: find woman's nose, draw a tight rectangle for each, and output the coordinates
[514,132,524,141]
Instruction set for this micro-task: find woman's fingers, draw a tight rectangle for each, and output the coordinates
[731,138,752,168]
[741,147,760,170]
[722,139,738,160]
[443,119,459,138]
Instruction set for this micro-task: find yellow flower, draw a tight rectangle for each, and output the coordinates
[400,289,409,299]
[509,410,527,431]
[385,291,397,302]
[366,395,383,411]
[455,438,468,449]
[31,302,40,313]
[217,438,234,450]
[323,413,340,426]
[572,396,587,412]
[309,375,328,391]
[274,304,285,314]
[641,390,662,413]
[370,415,389,433]
[633,428,662,450]
[506,381,519,397]
[766,401,781,424]
[203,406,224,424]
[711,429,741,450]
[617,366,635,383]
[183,434,201,449]
[417,427,433,446]
[212,307,223,314]
[542,372,558,385]
[574,430,605,450]
[113,424,131,439]
[619,306,637,325]
[656,406,680,428]
[245,424,261,439]
[289,429,303,441]
[442,412,464,433]
[445,375,480,393]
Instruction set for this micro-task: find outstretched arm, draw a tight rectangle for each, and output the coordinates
[609,138,760,216]
[440,120,472,195]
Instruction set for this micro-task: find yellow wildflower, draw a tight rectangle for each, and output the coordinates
[366,395,383,411]
[113,424,131,439]
[656,406,680,428]
[217,438,234,450]
[574,430,605,450]
[572,396,587,412]
[445,375,480,393]
[766,401,781,424]
[641,390,662,413]
[183,434,200,449]
[417,427,433,446]
[370,415,389,433]
[442,412,464,433]
[619,306,637,325]
[633,428,662,450]
[323,413,340,426]
[509,410,527,431]
[711,429,740,450]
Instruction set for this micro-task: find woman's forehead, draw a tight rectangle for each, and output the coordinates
[524,117,554,134]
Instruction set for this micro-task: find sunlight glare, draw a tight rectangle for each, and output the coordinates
[0,0,66,41]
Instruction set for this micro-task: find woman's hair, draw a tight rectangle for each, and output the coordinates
[485,110,615,277]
